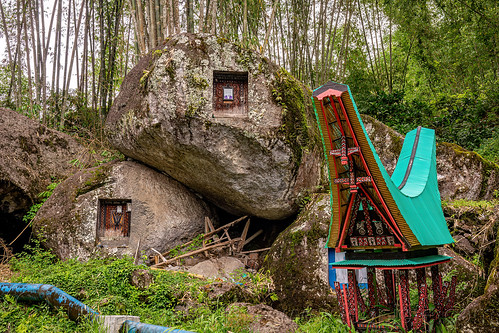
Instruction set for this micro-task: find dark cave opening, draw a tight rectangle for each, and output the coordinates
[0,213,32,256]
[214,208,295,252]
[0,181,33,257]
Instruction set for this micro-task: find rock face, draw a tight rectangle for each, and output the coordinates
[438,247,486,310]
[227,303,299,333]
[263,192,336,316]
[33,161,213,260]
[456,226,499,332]
[444,201,499,271]
[362,114,499,201]
[105,33,321,220]
[0,108,90,219]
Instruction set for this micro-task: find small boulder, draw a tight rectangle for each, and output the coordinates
[227,302,299,333]
[201,282,255,304]
[105,33,321,220]
[187,256,245,279]
[129,269,154,290]
[33,160,213,260]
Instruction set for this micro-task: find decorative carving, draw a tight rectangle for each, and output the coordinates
[383,270,395,310]
[334,282,347,324]
[367,267,378,317]
[213,72,248,116]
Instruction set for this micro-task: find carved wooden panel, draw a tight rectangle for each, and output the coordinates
[98,200,131,240]
[213,72,248,117]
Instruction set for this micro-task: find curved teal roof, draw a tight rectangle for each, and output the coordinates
[346,87,453,246]
[312,81,454,248]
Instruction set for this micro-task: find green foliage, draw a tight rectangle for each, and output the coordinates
[0,297,103,333]
[1,245,351,332]
[22,181,60,224]
[167,234,206,260]
[477,130,499,164]
[357,89,498,159]
[441,198,498,210]
[295,311,350,333]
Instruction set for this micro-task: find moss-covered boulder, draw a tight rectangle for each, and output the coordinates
[105,33,321,220]
[263,192,336,316]
[456,223,499,332]
[0,108,91,222]
[444,200,499,272]
[362,114,499,201]
[33,161,213,260]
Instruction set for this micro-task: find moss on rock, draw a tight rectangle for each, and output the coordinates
[263,193,336,316]
[456,223,499,332]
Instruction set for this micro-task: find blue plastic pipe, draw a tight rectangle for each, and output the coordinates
[0,283,98,321]
[0,283,194,333]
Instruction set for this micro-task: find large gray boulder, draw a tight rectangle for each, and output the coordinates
[105,33,321,220]
[0,108,91,219]
[263,192,336,316]
[362,114,499,201]
[33,161,213,260]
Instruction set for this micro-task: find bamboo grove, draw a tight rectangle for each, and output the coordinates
[0,0,497,149]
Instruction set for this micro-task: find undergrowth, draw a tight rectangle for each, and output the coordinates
[0,244,348,332]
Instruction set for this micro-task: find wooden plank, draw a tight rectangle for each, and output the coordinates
[206,216,216,232]
[151,247,167,263]
[238,218,251,252]
[240,247,270,254]
[152,238,242,268]
[243,229,263,246]
[159,216,248,257]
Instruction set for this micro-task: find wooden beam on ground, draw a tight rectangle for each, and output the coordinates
[239,247,271,254]
[159,216,248,257]
[243,229,263,246]
[151,247,167,263]
[152,238,242,268]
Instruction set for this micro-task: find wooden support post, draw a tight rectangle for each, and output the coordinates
[334,282,347,324]
[383,269,395,310]
[342,284,351,328]
[237,218,251,252]
[398,283,406,331]
[431,265,442,319]
[399,270,411,330]
[347,270,358,322]
[367,267,378,317]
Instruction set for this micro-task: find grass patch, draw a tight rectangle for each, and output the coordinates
[1,244,349,332]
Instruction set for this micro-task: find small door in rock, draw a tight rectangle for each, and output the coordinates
[97,200,131,241]
[213,71,248,117]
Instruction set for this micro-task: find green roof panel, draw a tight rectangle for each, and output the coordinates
[345,86,454,247]
[330,255,452,268]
